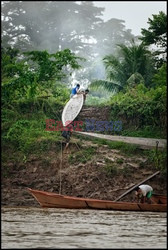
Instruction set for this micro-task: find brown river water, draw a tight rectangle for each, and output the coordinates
[1,207,167,249]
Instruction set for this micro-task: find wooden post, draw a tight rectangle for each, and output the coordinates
[114,171,160,202]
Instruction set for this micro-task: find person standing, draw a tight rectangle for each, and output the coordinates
[70,84,80,98]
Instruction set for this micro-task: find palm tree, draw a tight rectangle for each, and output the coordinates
[103,41,156,89]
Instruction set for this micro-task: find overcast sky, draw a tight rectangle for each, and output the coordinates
[93,1,167,36]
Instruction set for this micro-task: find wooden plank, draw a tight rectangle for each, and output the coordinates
[114,171,160,201]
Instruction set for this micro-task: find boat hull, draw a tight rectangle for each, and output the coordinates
[27,188,167,212]
[62,93,84,127]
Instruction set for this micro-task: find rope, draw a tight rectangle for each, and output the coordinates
[155,140,159,168]
[59,140,63,194]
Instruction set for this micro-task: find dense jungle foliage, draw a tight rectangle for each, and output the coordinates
[1,4,167,174]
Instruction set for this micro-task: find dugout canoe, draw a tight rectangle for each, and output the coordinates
[62,93,84,127]
[27,188,166,212]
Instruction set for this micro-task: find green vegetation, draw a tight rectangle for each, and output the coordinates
[104,164,118,177]
[109,83,166,138]
[74,134,142,156]
[116,158,124,164]
[87,12,167,139]
[140,11,166,68]
[85,95,110,106]
[2,10,166,178]
[143,147,167,175]
[85,81,115,106]
[2,106,61,160]
[2,47,83,170]
[68,147,96,164]
[103,41,155,89]
[103,158,133,177]
[83,137,140,156]
[74,135,167,175]
[121,127,165,139]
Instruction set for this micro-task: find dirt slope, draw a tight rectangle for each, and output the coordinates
[2,137,166,207]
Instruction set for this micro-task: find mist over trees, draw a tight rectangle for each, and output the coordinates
[1,1,136,84]
[2,2,167,176]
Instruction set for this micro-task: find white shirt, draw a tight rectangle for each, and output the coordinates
[139,185,153,196]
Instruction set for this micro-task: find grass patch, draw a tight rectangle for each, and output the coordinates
[74,133,167,176]
[143,147,167,174]
[104,163,118,177]
[121,126,166,139]
[85,95,110,106]
[68,146,96,164]
[2,101,64,171]
[116,158,124,164]
[82,136,140,156]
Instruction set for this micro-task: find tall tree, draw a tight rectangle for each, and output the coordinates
[1,1,33,50]
[140,11,167,68]
[93,18,135,57]
[1,1,104,52]
[2,46,83,102]
[1,1,136,84]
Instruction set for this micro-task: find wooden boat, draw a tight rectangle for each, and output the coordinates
[62,93,84,127]
[27,188,167,212]
[150,193,167,204]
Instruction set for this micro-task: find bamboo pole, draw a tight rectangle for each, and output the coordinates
[114,171,160,201]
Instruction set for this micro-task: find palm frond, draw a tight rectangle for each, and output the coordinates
[89,79,123,92]
[102,41,155,87]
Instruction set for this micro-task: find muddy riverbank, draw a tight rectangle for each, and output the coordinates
[2,136,166,207]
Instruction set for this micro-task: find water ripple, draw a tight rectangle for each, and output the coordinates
[2,207,167,249]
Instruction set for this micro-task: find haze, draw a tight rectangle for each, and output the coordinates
[93,1,167,36]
